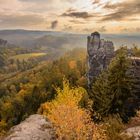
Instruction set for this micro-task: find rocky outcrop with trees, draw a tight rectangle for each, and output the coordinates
[87,32,114,87]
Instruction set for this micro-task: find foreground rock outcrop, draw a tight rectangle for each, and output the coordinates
[87,32,140,111]
[124,126,140,140]
[3,114,56,140]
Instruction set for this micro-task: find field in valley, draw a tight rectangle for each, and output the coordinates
[10,53,47,61]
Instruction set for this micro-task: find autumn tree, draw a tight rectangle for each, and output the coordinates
[0,82,48,134]
[39,79,107,140]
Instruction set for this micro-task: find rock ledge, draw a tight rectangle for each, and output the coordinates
[4,114,55,140]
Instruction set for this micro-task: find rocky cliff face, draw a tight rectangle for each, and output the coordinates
[0,39,8,46]
[125,126,140,140]
[87,32,114,87]
[3,114,56,140]
[87,32,140,112]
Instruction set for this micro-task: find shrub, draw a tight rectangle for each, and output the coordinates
[39,79,106,140]
[0,120,7,135]
[102,115,133,140]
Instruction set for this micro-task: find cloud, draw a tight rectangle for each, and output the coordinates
[62,11,93,19]
[0,0,24,12]
[92,0,100,5]
[63,25,73,31]
[51,20,58,29]
[19,0,77,3]
[83,26,107,33]
[69,19,85,24]
[121,27,140,33]
[17,0,79,15]
[0,0,139,34]
[61,0,77,2]
[19,0,52,2]
[98,26,106,32]
[103,2,119,10]
[101,0,140,21]
[66,8,77,13]
[0,13,45,27]
[83,28,92,32]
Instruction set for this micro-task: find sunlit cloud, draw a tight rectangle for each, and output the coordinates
[51,20,59,29]
[0,0,139,33]
[101,0,140,21]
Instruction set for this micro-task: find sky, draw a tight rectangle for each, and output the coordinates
[0,0,140,34]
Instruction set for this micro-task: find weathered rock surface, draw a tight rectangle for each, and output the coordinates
[87,32,114,86]
[87,32,140,114]
[124,126,140,140]
[0,39,7,46]
[3,114,56,140]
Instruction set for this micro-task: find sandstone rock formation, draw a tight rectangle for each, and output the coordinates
[87,32,114,87]
[124,126,140,140]
[0,39,7,46]
[3,114,56,140]
[87,32,140,116]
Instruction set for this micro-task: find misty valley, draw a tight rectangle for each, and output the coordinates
[1,0,140,139]
[0,29,139,140]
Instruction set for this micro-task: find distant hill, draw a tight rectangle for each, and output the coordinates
[102,34,140,49]
[0,30,139,49]
[35,34,86,50]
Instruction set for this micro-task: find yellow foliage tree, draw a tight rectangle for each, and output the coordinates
[39,79,107,140]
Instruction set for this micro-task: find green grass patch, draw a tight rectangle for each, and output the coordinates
[10,53,47,61]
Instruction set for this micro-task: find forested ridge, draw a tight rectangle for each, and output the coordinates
[0,48,87,134]
[0,43,140,139]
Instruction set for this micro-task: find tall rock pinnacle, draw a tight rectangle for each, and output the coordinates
[87,32,114,87]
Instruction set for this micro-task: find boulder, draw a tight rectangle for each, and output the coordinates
[124,126,140,140]
[3,114,56,140]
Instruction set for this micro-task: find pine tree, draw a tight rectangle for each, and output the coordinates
[91,48,133,120]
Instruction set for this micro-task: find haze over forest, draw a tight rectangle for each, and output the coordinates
[0,0,140,49]
[0,0,140,140]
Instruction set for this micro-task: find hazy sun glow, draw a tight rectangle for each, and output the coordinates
[0,0,139,34]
